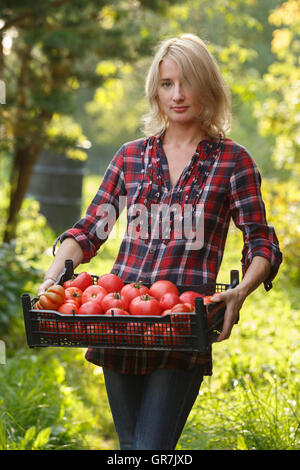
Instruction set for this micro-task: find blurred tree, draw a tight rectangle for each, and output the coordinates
[82,0,284,175]
[254,0,300,177]
[0,0,179,242]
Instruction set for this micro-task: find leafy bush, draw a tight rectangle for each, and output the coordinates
[0,350,82,449]
[261,178,300,283]
[0,242,41,339]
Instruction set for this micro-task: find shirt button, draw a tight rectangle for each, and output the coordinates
[149,248,154,254]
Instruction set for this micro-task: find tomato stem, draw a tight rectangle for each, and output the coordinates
[142,294,151,301]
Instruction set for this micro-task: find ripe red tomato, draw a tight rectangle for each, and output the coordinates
[143,324,178,347]
[104,308,129,332]
[121,281,150,303]
[101,292,129,312]
[161,309,172,316]
[160,324,176,346]
[81,285,107,305]
[171,303,193,313]
[168,324,184,346]
[103,326,124,345]
[129,294,162,316]
[125,322,143,345]
[78,301,104,315]
[179,291,204,307]
[63,280,73,289]
[71,272,94,291]
[58,320,82,343]
[38,316,57,339]
[63,299,79,307]
[149,280,179,300]
[171,313,192,337]
[203,295,214,305]
[159,292,181,310]
[65,287,83,306]
[97,273,124,293]
[143,325,159,346]
[104,307,130,316]
[34,299,44,310]
[38,285,65,310]
[86,323,105,345]
[58,302,79,315]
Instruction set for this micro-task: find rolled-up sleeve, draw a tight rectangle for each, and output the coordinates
[229,148,283,291]
[53,145,127,263]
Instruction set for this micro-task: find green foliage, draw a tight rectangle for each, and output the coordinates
[0,0,299,451]
[0,165,53,342]
[0,0,179,242]
[179,372,300,450]
[0,242,40,338]
[254,0,300,177]
[0,348,116,450]
[0,0,179,155]
[261,178,300,282]
[80,0,286,175]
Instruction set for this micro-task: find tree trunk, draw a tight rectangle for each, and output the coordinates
[3,143,40,243]
[3,40,37,244]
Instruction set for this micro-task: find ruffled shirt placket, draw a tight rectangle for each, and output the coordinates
[131,134,224,247]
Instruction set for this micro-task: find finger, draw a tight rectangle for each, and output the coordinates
[216,308,234,342]
[210,292,226,303]
[217,328,231,342]
[38,285,46,296]
[216,325,230,341]
[38,280,54,296]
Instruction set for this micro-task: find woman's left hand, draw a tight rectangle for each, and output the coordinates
[209,287,246,342]
[209,257,271,342]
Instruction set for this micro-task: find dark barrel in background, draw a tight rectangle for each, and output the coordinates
[28,150,86,232]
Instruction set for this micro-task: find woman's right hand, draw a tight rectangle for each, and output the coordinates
[38,278,56,296]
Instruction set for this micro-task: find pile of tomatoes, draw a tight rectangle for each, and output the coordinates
[34,272,213,347]
[34,272,211,315]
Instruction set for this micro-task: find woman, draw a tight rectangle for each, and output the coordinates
[38,34,282,450]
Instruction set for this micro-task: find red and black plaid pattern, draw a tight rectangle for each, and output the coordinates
[54,134,282,375]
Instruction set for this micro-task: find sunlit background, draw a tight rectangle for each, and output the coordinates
[0,0,299,450]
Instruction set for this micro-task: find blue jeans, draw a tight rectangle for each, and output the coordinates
[103,366,204,450]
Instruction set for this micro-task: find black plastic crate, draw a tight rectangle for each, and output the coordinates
[22,260,239,353]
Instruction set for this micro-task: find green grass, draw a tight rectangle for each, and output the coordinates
[0,348,118,450]
[178,371,300,450]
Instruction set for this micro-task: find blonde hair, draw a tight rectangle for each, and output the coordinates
[141,34,232,139]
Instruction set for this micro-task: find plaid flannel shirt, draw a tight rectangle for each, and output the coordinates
[54,134,282,375]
